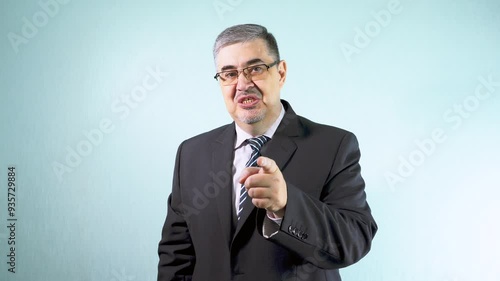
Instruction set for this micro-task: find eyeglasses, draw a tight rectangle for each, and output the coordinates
[213,60,279,86]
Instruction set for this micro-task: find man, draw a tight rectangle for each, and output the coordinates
[158,24,377,281]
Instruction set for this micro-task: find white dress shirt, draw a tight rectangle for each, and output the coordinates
[233,104,285,238]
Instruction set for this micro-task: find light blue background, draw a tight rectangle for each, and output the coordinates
[1,0,499,280]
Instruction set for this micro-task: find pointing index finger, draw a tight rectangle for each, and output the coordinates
[257,156,278,174]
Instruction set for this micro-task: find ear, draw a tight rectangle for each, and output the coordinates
[278,60,287,88]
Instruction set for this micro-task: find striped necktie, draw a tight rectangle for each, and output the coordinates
[237,135,270,221]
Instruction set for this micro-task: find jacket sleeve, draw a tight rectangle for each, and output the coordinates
[158,143,195,281]
[260,132,377,269]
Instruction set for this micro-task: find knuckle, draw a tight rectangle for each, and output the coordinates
[246,176,254,186]
[252,198,262,207]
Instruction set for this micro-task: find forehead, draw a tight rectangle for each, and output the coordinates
[216,39,272,69]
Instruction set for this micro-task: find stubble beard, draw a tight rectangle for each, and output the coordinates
[238,107,266,124]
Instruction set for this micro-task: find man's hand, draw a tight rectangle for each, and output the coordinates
[239,156,287,218]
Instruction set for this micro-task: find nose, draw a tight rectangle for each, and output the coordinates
[236,71,253,91]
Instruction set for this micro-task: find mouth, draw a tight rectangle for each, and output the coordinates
[237,95,260,108]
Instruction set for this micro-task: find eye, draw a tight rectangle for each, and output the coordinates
[222,71,238,79]
[250,65,264,74]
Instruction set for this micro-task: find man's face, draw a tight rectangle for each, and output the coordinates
[215,39,286,131]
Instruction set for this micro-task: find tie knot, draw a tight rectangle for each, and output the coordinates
[247,135,270,153]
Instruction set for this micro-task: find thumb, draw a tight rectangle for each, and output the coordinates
[238,167,260,184]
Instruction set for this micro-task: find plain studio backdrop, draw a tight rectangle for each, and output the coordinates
[0,0,499,280]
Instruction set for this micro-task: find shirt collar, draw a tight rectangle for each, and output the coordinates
[234,104,285,149]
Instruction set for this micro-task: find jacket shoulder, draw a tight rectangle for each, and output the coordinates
[296,114,356,139]
[179,123,233,148]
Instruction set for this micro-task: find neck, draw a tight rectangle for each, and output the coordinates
[238,123,269,137]
[237,110,280,137]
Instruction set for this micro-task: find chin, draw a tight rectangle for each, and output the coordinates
[239,113,265,124]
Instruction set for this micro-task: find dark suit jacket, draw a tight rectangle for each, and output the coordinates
[158,100,377,281]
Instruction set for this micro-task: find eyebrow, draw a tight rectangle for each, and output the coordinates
[220,58,265,72]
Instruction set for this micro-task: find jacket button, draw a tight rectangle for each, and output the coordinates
[288,225,293,233]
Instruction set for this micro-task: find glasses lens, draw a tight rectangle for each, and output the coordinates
[245,65,266,81]
[217,63,273,85]
[220,70,238,85]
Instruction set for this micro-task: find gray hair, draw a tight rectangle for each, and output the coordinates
[213,24,280,62]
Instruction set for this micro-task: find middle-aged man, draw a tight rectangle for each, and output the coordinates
[158,24,377,281]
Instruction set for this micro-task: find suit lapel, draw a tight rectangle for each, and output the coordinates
[211,124,236,249]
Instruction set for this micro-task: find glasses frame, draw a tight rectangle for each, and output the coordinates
[213,60,279,85]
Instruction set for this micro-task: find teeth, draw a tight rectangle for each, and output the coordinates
[243,98,254,104]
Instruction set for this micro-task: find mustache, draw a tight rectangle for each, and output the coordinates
[235,87,262,100]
